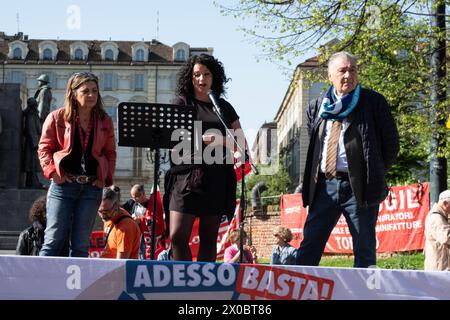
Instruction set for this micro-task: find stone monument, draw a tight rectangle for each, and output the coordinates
[34,74,52,123]
[0,84,47,250]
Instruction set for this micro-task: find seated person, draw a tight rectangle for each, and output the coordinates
[224,229,257,263]
[98,186,141,259]
[122,184,148,218]
[270,226,298,265]
[157,245,172,261]
[16,196,47,256]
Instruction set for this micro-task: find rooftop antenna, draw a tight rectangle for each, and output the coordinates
[16,13,20,33]
[156,10,159,40]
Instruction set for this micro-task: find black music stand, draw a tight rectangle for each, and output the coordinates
[117,102,196,259]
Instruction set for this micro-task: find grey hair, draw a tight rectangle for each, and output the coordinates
[328,51,358,71]
[102,186,120,204]
[131,184,145,195]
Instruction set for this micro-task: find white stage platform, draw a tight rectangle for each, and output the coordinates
[0,255,449,300]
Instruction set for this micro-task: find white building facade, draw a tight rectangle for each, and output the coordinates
[0,31,213,195]
[274,57,326,192]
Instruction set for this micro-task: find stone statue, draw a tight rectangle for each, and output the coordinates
[23,97,43,188]
[34,74,52,123]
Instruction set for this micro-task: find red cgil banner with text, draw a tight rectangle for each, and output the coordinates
[280,183,429,253]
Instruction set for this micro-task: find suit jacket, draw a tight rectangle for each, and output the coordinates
[302,88,399,207]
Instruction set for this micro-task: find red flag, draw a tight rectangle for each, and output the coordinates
[235,161,252,182]
[234,150,253,181]
[141,188,166,259]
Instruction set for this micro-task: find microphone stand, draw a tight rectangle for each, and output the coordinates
[239,154,246,263]
[150,148,159,260]
[208,91,255,263]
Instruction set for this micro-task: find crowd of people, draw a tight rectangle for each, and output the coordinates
[13,51,449,271]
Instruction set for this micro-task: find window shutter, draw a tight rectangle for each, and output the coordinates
[113,73,119,90]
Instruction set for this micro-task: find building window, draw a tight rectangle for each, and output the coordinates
[10,71,24,84]
[13,47,22,59]
[104,73,113,91]
[135,74,144,91]
[43,48,53,60]
[136,49,145,62]
[104,106,117,124]
[74,48,84,60]
[105,49,114,61]
[175,49,186,61]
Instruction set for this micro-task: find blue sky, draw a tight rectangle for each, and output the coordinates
[0,0,298,145]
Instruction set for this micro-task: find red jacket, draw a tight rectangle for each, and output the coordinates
[38,108,116,186]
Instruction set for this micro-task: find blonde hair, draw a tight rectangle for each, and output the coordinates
[273,226,293,243]
[63,72,106,122]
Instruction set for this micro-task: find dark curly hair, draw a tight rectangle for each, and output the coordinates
[29,195,47,225]
[175,54,230,98]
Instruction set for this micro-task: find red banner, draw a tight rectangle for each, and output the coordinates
[140,190,166,259]
[89,230,106,258]
[280,193,307,249]
[280,183,429,253]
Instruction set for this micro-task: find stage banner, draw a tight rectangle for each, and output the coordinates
[1,255,450,300]
[280,183,429,253]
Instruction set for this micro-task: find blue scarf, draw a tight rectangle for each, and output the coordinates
[319,84,361,120]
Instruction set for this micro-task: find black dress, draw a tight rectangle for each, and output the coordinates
[165,96,239,220]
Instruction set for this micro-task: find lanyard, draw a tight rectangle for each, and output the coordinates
[76,116,93,174]
[103,215,133,248]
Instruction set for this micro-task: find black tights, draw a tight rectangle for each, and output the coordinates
[170,211,221,262]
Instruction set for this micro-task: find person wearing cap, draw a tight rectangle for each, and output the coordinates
[424,190,450,271]
[34,74,53,123]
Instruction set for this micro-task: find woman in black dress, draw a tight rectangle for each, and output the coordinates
[166,54,247,262]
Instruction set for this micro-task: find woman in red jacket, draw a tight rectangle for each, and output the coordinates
[38,72,116,257]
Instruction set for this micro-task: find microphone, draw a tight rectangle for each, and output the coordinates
[207,90,224,118]
[207,90,258,176]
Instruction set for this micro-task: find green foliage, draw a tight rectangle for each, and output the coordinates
[255,252,425,269]
[377,252,425,270]
[217,0,448,185]
[240,163,291,207]
[317,251,424,269]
